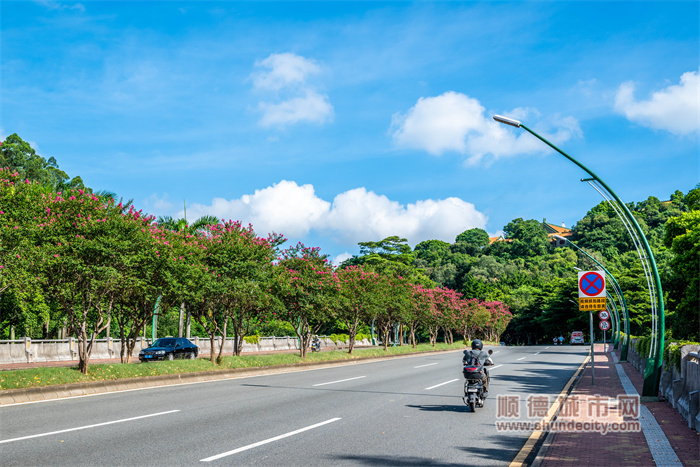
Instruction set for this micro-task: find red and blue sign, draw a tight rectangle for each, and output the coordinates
[578,271,606,298]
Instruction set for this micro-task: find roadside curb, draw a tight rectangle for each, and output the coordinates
[529,355,590,467]
[510,353,591,467]
[0,348,461,406]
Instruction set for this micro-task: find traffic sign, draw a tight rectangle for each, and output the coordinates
[599,310,610,320]
[599,319,611,331]
[579,297,606,311]
[578,271,606,298]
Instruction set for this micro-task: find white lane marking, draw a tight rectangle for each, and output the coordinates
[516,357,527,361]
[313,376,366,387]
[535,352,541,355]
[488,365,503,370]
[493,350,501,354]
[0,410,180,444]
[2,350,465,408]
[414,363,438,368]
[425,379,459,390]
[545,346,550,349]
[200,418,342,462]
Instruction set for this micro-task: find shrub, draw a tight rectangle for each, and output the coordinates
[329,333,349,345]
[244,335,260,345]
[664,340,699,372]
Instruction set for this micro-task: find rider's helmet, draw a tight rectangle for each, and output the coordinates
[471,339,483,350]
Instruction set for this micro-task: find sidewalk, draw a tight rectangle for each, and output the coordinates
[537,345,699,467]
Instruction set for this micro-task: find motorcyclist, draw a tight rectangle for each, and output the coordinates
[311,335,321,351]
[462,339,493,393]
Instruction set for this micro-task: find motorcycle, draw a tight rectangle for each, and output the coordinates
[462,349,493,412]
[311,338,321,353]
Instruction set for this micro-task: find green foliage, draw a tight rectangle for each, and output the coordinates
[329,333,349,344]
[243,334,260,344]
[664,340,699,372]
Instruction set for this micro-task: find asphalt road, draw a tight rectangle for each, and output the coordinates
[1,345,588,466]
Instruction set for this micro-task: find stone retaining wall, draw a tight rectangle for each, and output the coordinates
[627,339,700,431]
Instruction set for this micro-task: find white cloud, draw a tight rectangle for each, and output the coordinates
[258,91,333,127]
[332,252,353,266]
[186,180,330,237]
[250,53,333,128]
[37,1,85,12]
[614,69,700,135]
[251,53,321,91]
[184,181,488,249]
[391,92,581,165]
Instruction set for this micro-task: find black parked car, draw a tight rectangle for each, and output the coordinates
[139,337,198,362]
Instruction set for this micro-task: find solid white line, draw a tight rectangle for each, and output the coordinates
[517,357,527,361]
[0,410,180,444]
[425,379,459,390]
[200,418,342,462]
[414,363,438,368]
[312,376,366,387]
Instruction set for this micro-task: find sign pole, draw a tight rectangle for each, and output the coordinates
[590,310,595,385]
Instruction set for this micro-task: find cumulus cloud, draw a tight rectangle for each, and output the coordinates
[184,181,488,249]
[258,91,333,127]
[332,252,353,266]
[614,69,700,135]
[187,180,330,237]
[251,53,321,91]
[250,53,333,127]
[391,91,581,165]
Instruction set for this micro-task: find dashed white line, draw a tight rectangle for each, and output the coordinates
[200,418,342,462]
[488,365,503,370]
[534,352,541,355]
[517,357,527,361]
[414,363,438,368]
[312,376,366,387]
[0,410,180,444]
[545,346,550,349]
[425,379,459,390]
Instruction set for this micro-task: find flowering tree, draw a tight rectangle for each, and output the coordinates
[432,287,462,345]
[272,244,336,358]
[201,222,279,361]
[0,169,51,337]
[374,274,412,350]
[407,285,434,347]
[483,301,513,342]
[334,265,381,354]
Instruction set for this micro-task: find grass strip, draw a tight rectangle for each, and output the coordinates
[1,343,468,391]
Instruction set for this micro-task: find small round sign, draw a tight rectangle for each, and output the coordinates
[599,310,610,320]
[599,319,611,331]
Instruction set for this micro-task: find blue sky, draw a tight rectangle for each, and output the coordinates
[2,1,698,264]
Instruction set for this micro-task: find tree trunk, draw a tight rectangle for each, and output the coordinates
[216,318,228,364]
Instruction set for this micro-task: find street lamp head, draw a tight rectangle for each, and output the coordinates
[553,235,568,242]
[493,115,522,128]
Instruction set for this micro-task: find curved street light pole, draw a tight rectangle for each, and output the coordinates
[558,235,630,360]
[495,115,664,398]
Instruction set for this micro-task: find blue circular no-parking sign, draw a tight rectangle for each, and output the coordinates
[579,271,605,297]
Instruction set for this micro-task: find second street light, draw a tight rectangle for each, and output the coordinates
[494,114,665,399]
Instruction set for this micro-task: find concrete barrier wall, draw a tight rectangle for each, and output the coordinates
[627,340,700,431]
[0,336,373,364]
